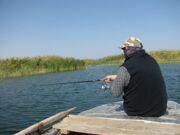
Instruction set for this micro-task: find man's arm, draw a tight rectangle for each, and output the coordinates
[110,66,130,97]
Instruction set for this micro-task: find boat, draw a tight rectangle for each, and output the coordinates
[15,100,180,135]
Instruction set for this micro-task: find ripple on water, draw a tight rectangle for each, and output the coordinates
[0,64,180,135]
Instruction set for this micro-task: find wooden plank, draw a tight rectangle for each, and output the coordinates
[53,115,180,135]
[60,129,70,135]
[15,107,76,135]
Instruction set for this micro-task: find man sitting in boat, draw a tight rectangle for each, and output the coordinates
[103,37,167,117]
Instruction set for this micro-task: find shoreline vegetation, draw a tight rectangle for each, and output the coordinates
[0,50,180,79]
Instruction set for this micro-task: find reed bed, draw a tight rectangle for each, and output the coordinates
[149,50,180,63]
[85,50,180,66]
[0,56,85,79]
[0,50,180,79]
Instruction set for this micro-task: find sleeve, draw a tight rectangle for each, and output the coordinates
[110,66,130,97]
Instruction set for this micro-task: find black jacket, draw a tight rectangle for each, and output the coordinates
[122,50,167,117]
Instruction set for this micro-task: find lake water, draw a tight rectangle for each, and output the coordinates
[0,64,180,135]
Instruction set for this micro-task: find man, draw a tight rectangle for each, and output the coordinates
[103,37,167,117]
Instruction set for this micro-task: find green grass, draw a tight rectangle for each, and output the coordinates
[86,50,180,66]
[84,54,124,66]
[0,50,180,79]
[149,50,180,63]
[0,56,85,79]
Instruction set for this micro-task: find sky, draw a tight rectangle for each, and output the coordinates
[0,0,180,59]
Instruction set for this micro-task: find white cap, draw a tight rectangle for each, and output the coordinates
[120,37,143,49]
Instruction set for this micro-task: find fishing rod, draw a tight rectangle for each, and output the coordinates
[41,79,111,90]
[42,79,102,86]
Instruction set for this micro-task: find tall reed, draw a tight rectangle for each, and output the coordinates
[85,50,180,66]
[0,50,179,79]
[0,56,85,79]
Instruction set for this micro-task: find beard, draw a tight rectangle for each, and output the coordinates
[123,47,142,60]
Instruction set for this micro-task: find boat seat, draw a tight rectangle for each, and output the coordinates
[53,114,180,135]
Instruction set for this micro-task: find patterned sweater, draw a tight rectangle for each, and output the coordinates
[111,66,130,96]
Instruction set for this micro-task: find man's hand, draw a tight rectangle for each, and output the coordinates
[102,75,117,82]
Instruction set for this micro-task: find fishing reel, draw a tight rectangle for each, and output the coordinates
[101,82,111,90]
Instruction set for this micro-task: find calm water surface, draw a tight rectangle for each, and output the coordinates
[0,64,180,135]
